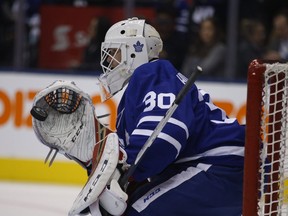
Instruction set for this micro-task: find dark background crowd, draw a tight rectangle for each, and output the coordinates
[1,0,288,81]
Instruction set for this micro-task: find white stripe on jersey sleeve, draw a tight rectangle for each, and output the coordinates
[132,129,182,157]
[211,118,237,124]
[199,89,227,120]
[175,146,244,163]
[137,116,189,139]
[132,163,212,213]
[199,89,208,101]
[205,102,226,119]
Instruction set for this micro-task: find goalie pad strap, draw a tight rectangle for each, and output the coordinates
[89,201,102,216]
[69,133,119,216]
[99,179,128,216]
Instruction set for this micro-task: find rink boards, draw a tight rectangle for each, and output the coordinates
[0,71,247,185]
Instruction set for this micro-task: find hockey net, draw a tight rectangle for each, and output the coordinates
[243,59,288,216]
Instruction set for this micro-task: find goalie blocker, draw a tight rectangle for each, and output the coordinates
[30,80,128,216]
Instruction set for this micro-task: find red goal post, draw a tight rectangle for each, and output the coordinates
[243,59,288,216]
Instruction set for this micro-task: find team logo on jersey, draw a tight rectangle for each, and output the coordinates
[133,41,144,52]
[143,187,161,203]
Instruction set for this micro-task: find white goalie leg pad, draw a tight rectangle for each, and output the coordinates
[99,179,128,216]
[68,133,119,216]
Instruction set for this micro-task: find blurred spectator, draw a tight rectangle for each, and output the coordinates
[264,10,288,61]
[75,16,111,72]
[173,0,191,35]
[237,19,267,78]
[26,0,42,67]
[181,17,226,78]
[154,5,187,71]
[190,0,227,36]
[0,0,43,68]
[0,0,15,67]
[42,0,74,4]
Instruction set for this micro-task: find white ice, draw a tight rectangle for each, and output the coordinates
[0,181,84,216]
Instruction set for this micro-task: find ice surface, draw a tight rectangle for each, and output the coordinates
[0,181,83,216]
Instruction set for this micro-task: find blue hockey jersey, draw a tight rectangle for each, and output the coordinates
[116,59,245,182]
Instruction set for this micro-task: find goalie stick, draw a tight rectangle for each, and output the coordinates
[118,66,203,191]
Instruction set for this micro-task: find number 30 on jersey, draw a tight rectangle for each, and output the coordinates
[143,91,175,112]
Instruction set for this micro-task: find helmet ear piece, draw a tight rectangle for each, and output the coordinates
[143,24,163,60]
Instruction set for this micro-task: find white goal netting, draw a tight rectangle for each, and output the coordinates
[258,63,288,216]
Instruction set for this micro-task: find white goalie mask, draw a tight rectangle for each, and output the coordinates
[98,17,163,101]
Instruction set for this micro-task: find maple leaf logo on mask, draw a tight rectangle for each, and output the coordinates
[133,41,144,52]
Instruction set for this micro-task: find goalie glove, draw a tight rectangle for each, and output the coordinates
[30,80,112,168]
[31,80,128,216]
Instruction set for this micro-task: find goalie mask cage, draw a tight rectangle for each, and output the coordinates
[243,59,288,216]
